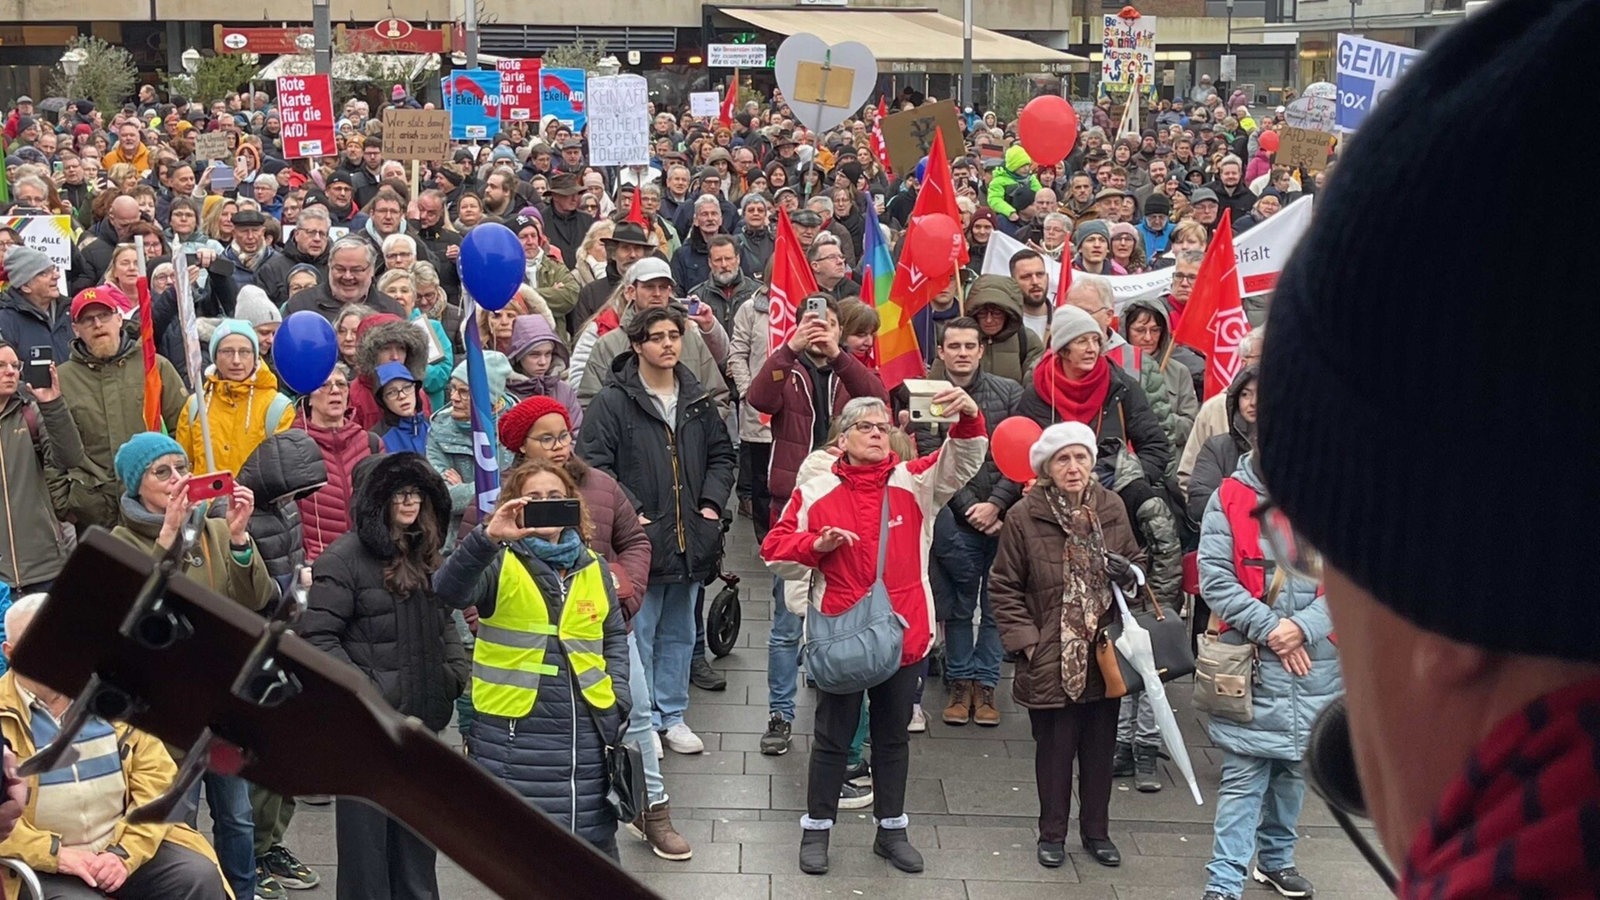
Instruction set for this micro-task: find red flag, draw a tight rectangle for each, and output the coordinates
[766,208,818,357]
[625,186,646,226]
[134,276,162,432]
[868,96,893,175]
[1053,253,1073,310]
[1172,209,1251,399]
[887,127,966,322]
[719,69,739,129]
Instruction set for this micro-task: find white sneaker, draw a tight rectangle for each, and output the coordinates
[662,723,705,755]
[651,730,663,759]
[909,704,927,733]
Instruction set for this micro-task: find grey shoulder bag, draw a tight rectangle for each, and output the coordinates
[801,491,907,695]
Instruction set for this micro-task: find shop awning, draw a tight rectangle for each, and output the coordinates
[716,6,1086,75]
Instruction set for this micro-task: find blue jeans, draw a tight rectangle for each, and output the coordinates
[1206,750,1308,896]
[930,508,1002,686]
[184,771,256,899]
[625,632,668,804]
[634,582,698,730]
[768,575,803,721]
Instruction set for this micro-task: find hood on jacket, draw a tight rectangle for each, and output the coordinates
[1230,448,1265,492]
[355,314,428,381]
[350,452,450,559]
[507,314,569,368]
[239,429,328,505]
[1225,364,1259,447]
[964,274,1024,342]
[1121,298,1174,356]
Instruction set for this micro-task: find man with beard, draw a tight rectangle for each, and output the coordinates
[481,169,520,223]
[1008,249,1052,340]
[223,209,278,290]
[572,221,655,333]
[257,206,333,305]
[1207,155,1257,221]
[1063,173,1096,220]
[58,287,190,529]
[77,195,145,284]
[55,152,94,230]
[512,213,580,335]
[688,235,761,334]
[336,135,365,174]
[351,137,387,208]
[322,171,367,229]
[734,193,774,278]
[282,237,405,321]
[530,172,583,261]
[409,189,463,301]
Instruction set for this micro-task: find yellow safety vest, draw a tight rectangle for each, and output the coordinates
[471,549,617,719]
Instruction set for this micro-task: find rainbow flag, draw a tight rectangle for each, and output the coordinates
[461,295,502,514]
[863,202,924,390]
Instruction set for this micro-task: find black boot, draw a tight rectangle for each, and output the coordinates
[799,830,830,875]
[1113,741,1135,777]
[1134,743,1162,793]
[872,827,924,873]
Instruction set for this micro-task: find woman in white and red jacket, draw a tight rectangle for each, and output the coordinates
[762,392,987,878]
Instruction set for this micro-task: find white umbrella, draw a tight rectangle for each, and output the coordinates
[1114,575,1204,805]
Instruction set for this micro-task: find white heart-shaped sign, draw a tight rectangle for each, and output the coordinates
[774,33,878,133]
[1285,81,1337,131]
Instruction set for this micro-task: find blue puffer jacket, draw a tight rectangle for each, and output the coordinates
[431,528,631,848]
[1197,453,1342,762]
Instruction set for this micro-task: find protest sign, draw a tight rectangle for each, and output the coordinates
[708,43,767,68]
[0,215,72,294]
[981,196,1315,303]
[689,92,721,118]
[497,57,541,121]
[442,70,501,140]
[541,68,587,131]
[381,109,452,160]
[276,74,335,159]
[1276,126,1334,172]
[194,131,232,163]
[1336,33,1423,132]
[1285,81,1337,131]
[1101,14,1157,94]
[880,102,964,178]
[586,74,650,167]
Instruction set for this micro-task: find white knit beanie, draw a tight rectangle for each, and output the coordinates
[1048,305,1103,355]
[1030,421,1099,477]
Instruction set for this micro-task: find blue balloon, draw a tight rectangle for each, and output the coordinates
[459,223,526,311]
[272,311,339,395]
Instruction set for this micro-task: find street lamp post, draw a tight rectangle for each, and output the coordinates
[60,47,86,79]
[312,0,331,76]
[961,0,973,111]
[181,48,201,75]
[595,56,621,78]
[464,0,479,69]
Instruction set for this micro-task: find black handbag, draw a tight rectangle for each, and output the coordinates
[579,686,647,823]
[1105,583,1197,695]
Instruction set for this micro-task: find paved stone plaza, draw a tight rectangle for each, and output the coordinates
[263,525,1392,899]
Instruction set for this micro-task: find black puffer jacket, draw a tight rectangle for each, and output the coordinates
[1186,365,1257,527]
[238,430,328,593]
[911,368,1023,525]
[301,453,469,731]
[577,353,738,583]
[431,527,631,846]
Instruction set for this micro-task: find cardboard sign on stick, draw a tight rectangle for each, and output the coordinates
[880,102,964,177]
[1277,126,1335,171]
[381,109,452,161]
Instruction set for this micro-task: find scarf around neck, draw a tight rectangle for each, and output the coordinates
[1041,484,1111,701]
[1033,354,1112,426]
[1402,675,1600,897]
[518,528,584,571]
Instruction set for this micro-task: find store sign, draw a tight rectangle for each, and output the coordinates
[708,44,768,68]
[213,26,310,55]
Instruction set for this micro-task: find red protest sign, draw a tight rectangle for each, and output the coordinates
[276,74,335,159]
[496,58,541,122]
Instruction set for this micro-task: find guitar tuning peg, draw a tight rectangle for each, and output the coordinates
[117,516,203,651]
[17,674,139,778]
[270,567,310,625]
[128,727,228,825]
[231,619,303,709]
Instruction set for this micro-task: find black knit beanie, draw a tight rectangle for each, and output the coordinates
[1259,0,1600,662]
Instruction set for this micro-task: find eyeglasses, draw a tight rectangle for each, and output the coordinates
[447,385,471,398]
[814,253,844,263]
[381,386,413,401]
[150,462,191,481]
[1251,497,1323,582]
[1172,273,1199,284]
[393,489,423,504]
[215,347,255,360]
[530,431,573,450]
[0,361,23,373]
[298,229,329,239]
[849,421,892,435]
[332,265,370,277]
[319,380,350,393]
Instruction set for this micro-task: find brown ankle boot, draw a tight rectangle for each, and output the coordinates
[635,800,693,860]
[972,683,1001,726]
[943,679,973,725]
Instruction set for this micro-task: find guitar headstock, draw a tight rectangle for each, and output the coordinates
[9,528,660,900]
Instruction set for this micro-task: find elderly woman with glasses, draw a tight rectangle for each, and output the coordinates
[1195,450,1340,900]
[762,392,987,878]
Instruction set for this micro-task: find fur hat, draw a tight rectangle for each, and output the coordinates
[351,453,451,560]
[355,313,427,381]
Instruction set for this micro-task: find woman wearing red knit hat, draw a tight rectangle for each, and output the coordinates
[495,396,693,861]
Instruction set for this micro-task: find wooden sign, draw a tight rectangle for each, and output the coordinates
[194,131,232,163]
[793,61,857,109]
[1277,126,1335,172]
[381,109,452,162]
[880,101,964,177]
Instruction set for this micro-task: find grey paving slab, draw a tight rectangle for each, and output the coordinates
[662,773,773,809]
[768,774,949,814]
[634,871,772,900]
[965,883,1118,900]
[713,819,938,848]
[618,837,744,873]
[770,874,970,900]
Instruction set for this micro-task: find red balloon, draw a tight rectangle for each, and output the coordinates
[1258,130,1280,153]
[903,213,961,279]
[992,416,1044,483]
[1017,96,1079,168]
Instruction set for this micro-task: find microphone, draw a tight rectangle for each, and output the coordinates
[1306,697,1397,890]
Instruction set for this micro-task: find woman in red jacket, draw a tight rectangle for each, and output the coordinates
[762,393,987,878]
[296,363,380,562]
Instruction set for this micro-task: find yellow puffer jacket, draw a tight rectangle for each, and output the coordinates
[176,364,294,477]
[0,672,233,900]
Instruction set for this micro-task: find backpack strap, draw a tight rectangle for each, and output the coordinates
[265,393,293,431]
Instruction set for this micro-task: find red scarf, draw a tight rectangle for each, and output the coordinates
[1032,354,1111,425]
[1402,675,1600,897]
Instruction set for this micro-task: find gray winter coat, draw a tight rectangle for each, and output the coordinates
[1198,453,1341,761]
[238,430,328,593]
[431,527,631,847]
